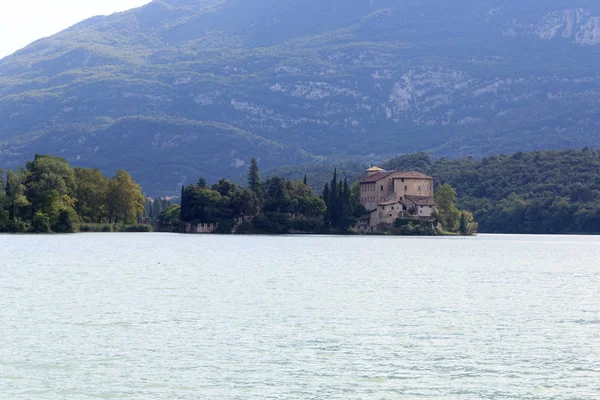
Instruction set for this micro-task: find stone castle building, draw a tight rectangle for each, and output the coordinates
[357,166,437,232]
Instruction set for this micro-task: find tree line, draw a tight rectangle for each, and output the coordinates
[268,148,600,234]
[0,154,476,235]
[364,149,600,234]
[0,155,146,233]
[176,159,331,234]
[175,159,470,235]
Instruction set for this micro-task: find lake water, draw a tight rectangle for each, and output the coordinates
[1,234,599,399]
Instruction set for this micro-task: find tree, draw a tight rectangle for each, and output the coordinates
[25,155,76,217]
[459,212,468,235]
[324,169,339,228]
[459,211,477,235]
[435,184,461,232]
[197,177,207,188]
[263,176,289,212]
[31,212,51,233]
[0,170,8,230]
[159,204,181,231]
[106,170,145,224]
[74,168,108,223]
[5,169,29,223]
[323,170,356,232]
[180,185,224,223]
[180,185,187,221]
[248,158,262,195]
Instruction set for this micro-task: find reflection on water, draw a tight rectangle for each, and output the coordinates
[1,233,599,399]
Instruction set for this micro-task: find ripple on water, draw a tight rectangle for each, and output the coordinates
[0,234,599,399]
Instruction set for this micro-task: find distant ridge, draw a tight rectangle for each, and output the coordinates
[2,0,600,194]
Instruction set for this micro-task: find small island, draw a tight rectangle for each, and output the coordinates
[0,155,474,235]
[169,161,475,236]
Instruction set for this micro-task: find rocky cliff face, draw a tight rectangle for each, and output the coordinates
[2,0,600,194]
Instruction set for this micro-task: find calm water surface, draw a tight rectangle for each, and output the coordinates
[1,234,599,399]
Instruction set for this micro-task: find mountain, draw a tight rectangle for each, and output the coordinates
[2,0,600,195]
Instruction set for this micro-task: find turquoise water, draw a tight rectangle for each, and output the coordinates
[1,234,599,399]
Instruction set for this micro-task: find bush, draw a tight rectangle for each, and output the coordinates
[391,218,439,236]
[214,219,235,234]
[79,224,113,232]
[116,224,152,232]
[235,221,255,234]
[290,217,324,232]
[7,220,29,233]
[250,212,291,234]
[31,212,51,233]
[54,208,80,233]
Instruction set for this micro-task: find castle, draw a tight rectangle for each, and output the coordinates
[357,166,437,232]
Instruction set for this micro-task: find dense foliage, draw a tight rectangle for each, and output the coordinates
[180,161,329,234]
[0,155,145,233]
[143,197,174,221]
[323,170,366,232]
[3,1,600,195]
[280,149,600,234]
[427,149,600,234]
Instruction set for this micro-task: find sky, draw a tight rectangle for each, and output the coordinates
[0,0,152,59]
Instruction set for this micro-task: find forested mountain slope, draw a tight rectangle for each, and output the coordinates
[2,0,600,194]
[275,149,600,234]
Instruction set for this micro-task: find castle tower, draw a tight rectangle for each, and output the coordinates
[365,166,384,177]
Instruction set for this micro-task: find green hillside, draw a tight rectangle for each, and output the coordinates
[274,149,600,234]
[3,0,600,194]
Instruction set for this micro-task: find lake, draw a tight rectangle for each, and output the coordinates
[1,234,599,399]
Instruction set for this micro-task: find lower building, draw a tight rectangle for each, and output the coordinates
[356,167,438,232]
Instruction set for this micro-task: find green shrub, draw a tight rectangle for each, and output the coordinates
[8,220,29,233]
[235,221,255,234]
[54,208,80,233]
[214,219,235,234]
[391,218,438,236]
[79,223,113,232]
[251,212,290,234]
[116,224,152,232]
[31,212,51,233]
[290,217,324,232]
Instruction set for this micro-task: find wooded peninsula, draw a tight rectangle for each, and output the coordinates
[2,148,600,235]
[0,154,471,235]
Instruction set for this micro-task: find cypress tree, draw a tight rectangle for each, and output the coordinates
[197,177,207,188]
[459,212,468,235]
[180,186,186,222]
[340,178,355,231]
[303,174,308,186]
[323,183,330,206]
[330,169,338,205]
[248,158,262,195]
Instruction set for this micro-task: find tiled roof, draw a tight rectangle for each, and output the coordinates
[377,200,400,206]
[392,171,434,180]
[360,170,434,183]
[405,195,437,206]
[359,170,396,183]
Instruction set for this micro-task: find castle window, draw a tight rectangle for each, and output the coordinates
[402,178,405,183]
[381,186,384,191]
[405,186,407,191]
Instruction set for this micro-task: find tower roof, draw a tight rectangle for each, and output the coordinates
[366,166,385,172]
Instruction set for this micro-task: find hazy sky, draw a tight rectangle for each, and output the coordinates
[0,0,152,59]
